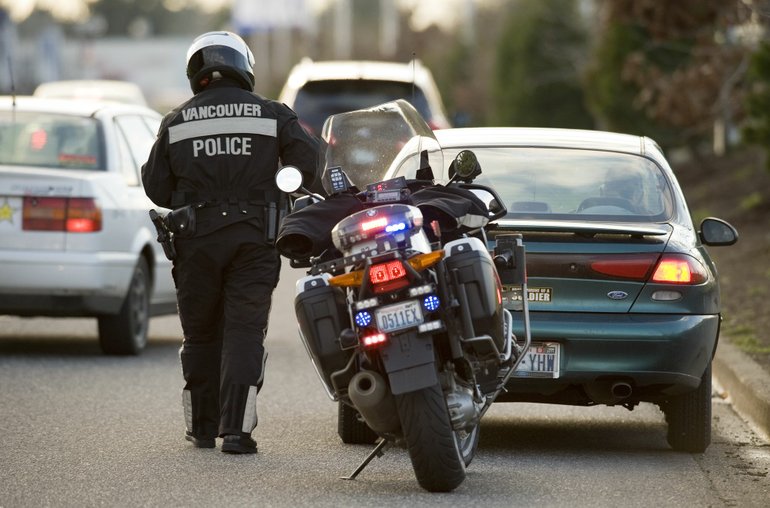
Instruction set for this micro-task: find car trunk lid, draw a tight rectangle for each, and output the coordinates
[491,220,673,313]
[0,166,95,251]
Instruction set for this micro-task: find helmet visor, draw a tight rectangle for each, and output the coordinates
[187,45,253,79]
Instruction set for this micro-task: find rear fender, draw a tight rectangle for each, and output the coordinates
[379,331,437,395]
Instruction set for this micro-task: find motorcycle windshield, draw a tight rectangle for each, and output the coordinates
[318,99,444,189]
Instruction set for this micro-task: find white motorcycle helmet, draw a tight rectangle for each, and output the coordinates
[186,31,256,94]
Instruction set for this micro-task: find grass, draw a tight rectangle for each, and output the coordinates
[739,191,763,211]
[725,324,770,354]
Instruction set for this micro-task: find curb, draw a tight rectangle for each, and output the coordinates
[713,340,770,441]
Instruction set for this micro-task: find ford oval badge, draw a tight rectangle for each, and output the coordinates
[607,290,629,300]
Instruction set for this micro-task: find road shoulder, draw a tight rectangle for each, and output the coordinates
[713,339,770,442]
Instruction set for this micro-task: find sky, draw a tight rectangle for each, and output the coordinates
[0,0,498,31]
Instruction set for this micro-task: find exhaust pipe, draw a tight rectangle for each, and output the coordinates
[347,370,401,434]
[584,380,633,405]
[611,382,633,400]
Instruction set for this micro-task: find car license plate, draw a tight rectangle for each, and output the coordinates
[376,300,424,333]
[512,342,560,378]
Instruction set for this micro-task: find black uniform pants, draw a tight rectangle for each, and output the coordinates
[172,221,280,439]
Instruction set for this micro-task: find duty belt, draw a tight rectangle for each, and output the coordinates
[195,201,266,220]
[171,189,281,209]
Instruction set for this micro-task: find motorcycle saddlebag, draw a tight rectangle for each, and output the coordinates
[294,274,352,392]
[443,237,505,349]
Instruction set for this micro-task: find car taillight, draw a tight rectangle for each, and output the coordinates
[590,253,658,281]
[23,197,102,232]
[369,260,409,293]
[651,254,708,284]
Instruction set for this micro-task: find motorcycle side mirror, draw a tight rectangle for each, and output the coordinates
[448,150,482,183]
[276,165,304,193]
[471,188,506,218]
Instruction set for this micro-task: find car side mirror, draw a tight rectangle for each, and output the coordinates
[699,217,738,246]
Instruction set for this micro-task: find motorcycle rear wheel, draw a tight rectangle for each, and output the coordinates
[395,381,467,492]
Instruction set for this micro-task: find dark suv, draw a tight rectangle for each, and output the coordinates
[278,58,451,136]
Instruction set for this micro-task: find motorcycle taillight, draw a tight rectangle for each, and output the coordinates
[369,260,409,294]
[362,333,388,348]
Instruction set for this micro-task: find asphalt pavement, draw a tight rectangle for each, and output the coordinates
[713,339,770,441]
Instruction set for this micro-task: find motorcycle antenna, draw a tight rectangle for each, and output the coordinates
[8,55,16,120]
[8,56,15,101]
[411,52,416,105]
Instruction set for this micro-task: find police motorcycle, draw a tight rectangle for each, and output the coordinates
[274,100,531,492]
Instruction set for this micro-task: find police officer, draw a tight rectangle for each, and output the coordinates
[142,31,319,454]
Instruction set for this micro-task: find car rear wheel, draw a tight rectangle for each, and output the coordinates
[98,257,150,355]
[662,363,712,453]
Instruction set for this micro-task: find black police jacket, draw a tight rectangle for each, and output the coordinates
[141,78,320,237]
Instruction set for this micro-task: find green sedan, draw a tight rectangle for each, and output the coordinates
[428,127,738,453]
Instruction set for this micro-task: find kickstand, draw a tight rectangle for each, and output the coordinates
[340,438,391,481]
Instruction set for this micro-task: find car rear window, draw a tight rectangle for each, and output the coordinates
[441,146,675,222]
[0,112,104,170]
[293,80,433,135]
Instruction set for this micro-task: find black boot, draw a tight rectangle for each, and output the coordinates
[221,434,258,454]
[185,432,216,449]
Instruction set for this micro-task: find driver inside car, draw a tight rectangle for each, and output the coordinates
[598,170,648,214]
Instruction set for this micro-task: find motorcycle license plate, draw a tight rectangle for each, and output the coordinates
[512,342,560,378]
[375,300,424,333]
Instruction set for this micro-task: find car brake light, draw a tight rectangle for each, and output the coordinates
[66,198,102,232]
[590,254,658,280]
[30,129,48,150]
[23,197,102,232]
[651,254,707,284]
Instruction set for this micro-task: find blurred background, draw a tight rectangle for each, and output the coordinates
[2,0,770,367]
[3,0,770,160]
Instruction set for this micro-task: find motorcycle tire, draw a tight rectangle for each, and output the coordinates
[459,422,480,467]
[662,362,712,453]
[395,381,467,492]
[337,401,379,445]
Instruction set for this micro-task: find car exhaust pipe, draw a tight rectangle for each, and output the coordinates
[347,370,401,434]
[584,380,633,405]
[611,381,633,400]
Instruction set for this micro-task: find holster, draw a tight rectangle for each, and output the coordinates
[149,209,176,261]
[165,205,197,238]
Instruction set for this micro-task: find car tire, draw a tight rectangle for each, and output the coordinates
[98,257,150,356]
[337,401,379,444]
[662,362,712,453]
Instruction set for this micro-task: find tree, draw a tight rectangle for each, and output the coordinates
[585,0,754,151]
[743,39,770,171]
[491,0,594,129]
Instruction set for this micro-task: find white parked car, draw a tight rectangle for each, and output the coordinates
[34,80,149,107]
[278,58,451,136]
[0,96,177,355]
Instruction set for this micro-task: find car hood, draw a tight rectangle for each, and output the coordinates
[489,220,675,313]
